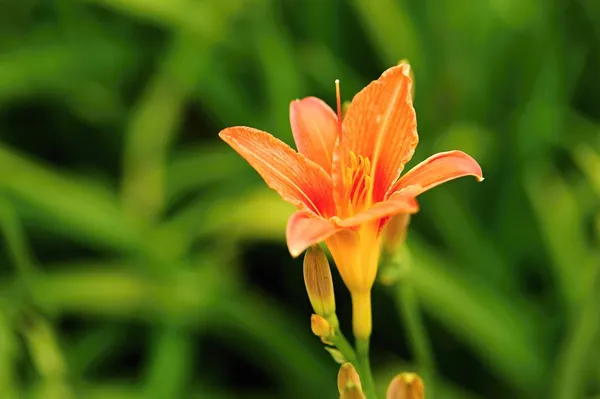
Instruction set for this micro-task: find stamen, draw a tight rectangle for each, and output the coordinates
[335,79,343,141]
[343,152,374,215]
[349,151,358,170]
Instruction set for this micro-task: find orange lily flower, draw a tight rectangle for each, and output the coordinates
[219,64,483,339]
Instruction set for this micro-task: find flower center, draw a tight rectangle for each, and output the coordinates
[343,151,374,216]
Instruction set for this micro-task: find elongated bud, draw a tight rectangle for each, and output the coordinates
[383,213,411,254]
[386,373,424,399]
[303,246,336,317]
[340,386,366,399]
[337,363,362,394]
[311,314,332,338]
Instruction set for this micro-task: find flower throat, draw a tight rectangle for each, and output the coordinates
[335,80,374,217]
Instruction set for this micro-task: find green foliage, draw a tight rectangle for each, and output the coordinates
[0,0,599,398]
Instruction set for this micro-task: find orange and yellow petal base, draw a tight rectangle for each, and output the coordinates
[325,221,382,340]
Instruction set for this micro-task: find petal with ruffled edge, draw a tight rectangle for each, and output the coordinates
[388,150,483,197]
[220,127,336,217]
[286,211,342,257]
[337,64,418,203]
[290,97,338,173]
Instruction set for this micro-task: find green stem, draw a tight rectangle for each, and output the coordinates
[328,315,357,363]
[356,338,378,399]
[392,246,436,393]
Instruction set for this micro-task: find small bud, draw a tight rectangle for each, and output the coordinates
[303,246,336,317]
[340,386,366,399]
[383,213,411,254]
[337,363,362,394]
[311,314,332,338]
[324,347,346,364]
[386,373,424,399]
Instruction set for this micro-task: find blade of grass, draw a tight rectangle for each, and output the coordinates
[572,145,600,198]
[143,326,191,399]
[86,0,244,38]
[350,0,423,69]
[249,0,305,138]
[28,265,222,323]
[165,188,294,253]
[297,43,363,96]
[165,145,244,206]
[0,144,139,252]
[390,246,436,396]
[524,166,594,315]
[409,237,545,396]
[19,310,74,399]
[552,262,600,399]
[215,293,336,399]
[66,325,126,380]
[0,304,19,399]
[422,190,513,289]
[121,33,198,225]
[0,198,37,282]
[0,43,76,103]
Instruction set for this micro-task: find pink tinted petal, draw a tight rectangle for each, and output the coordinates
[388,150,483,197]
[339,64,418,202]
[335,193,419,228]
[290,97,338,173]
[219,127,335,217]
[286,211,341,257]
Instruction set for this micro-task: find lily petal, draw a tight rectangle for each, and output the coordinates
[290,97,338,173]
[219,127,335,216]
[389,150,483,196]
[335,192,419,228]
[286,211,341,257]
[340,64,418,202]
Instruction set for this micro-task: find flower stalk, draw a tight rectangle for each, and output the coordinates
[356,338,377,399]
[351,291,372,341]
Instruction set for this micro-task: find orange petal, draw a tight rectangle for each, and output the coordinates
[335,193,419,228]
[388,150,483,196]
[286,211,341,257]
[340,64,418,202]
[219,127,335,216]
[290,97,338,173]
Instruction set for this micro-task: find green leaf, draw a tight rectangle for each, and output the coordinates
[350,0,423,69]
[524,166,594,314]
[121,34,199,225]
[143,327,191,399]
[215,293,336,399]
[28,265,222,322]
[166,188,293,251]
[165,145,244,206]
[0,303,19,399]
[0,145,139,251]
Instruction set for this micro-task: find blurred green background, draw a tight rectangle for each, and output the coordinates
[1,0,599,398]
